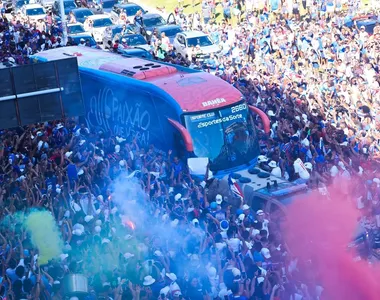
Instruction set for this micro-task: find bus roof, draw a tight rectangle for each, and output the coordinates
[31,47,242,113]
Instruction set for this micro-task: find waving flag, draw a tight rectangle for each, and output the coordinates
[228,174,244,200]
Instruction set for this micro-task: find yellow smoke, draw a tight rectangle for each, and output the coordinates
[25,210,63,265]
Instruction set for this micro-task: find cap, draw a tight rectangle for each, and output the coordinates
[232,267,241,278]
[192,218,199,225]
[257,155,268,163]
[215,194,223,204]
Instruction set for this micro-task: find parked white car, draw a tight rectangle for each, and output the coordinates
[19,4,46,23]
[84,14,114,43]
[172,31,221,61]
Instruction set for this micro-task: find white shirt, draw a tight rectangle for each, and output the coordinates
[227,238,242,252]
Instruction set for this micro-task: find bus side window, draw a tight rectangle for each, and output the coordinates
[248,196,266,212]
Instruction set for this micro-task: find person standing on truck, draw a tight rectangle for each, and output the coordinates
[242,204,255,224]
[256,210,270,236]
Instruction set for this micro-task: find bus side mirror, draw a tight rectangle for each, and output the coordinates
[167,118,194,152]
[248,105,271,134]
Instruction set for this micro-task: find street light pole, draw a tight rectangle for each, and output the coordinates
[59,0,68,45]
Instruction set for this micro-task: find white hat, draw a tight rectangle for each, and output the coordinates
[171,219,179,228]
[80,38,85,42]
[72,202,82,212]
[190,254,199,261]
[200,181,206,188]
[238,214,245,221]
[84,215,94,223]
[256,210,264,216]
[271,167,281,177]
[302,113,308,121]
[154,250,163,257]
[124,252,135,259]
[94,226,101,233]
[261,247,271,259]
[267,110,275,117]
[65,151,73,158]
[215,194,223,204]
[73,223,84,231]
[192,218,199,225]
[301,138,310,147]
[174,193,182,201]
[295,116,301,122]
[304,162,313,170]
[166,273,177,281]
[122,38,127,43]
[60,253,69,261]
[207,266,217,280]
[72,228,84,236]
[79,139,86,146]
[242,204,250,210]
[268,160,277,168]
[64,210,70,218]
[115,145,121,153]
[95,220,102,226]
[143,276,156,286]
[231,267,241,278]
[97,195,104,202]
[56,123,64,129]
[257,155,268,163]
[101,238,111,244]
[119,160,126,167]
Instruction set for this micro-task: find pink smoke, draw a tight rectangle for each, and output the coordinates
[283,178,380,300]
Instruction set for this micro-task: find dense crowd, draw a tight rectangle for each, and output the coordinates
[0,0,380,299]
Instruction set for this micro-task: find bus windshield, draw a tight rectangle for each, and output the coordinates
[184,102,260,172]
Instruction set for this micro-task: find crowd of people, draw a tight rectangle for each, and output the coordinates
[0,0,380,299]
